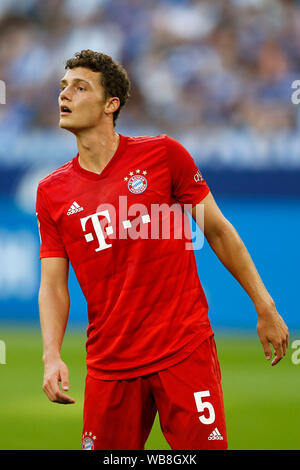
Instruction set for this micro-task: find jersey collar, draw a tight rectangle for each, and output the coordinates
[72,133,127,181]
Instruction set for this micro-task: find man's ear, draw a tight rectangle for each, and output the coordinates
[105,97,120,116]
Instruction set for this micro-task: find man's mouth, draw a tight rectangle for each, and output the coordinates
[60,105,72,115]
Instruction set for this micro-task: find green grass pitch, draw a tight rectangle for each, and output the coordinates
[0,327,299,450]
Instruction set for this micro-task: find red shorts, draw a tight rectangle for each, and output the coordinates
[82,334,227,450]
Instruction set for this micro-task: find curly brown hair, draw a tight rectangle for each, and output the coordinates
[65,49,131,126]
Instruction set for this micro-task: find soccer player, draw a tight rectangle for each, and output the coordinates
[36,50,289,450]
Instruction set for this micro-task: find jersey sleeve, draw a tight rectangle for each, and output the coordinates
[36,184,68,259]
[165,135,210,207]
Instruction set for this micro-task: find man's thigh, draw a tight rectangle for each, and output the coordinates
[150,335,228,450]
[82,374,157,450]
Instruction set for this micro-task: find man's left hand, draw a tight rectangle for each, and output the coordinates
[256,303,289,366]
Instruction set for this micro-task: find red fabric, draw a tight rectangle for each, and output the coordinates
[82,335,227,450]
[36,134,213,379]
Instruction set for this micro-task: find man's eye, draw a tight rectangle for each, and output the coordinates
[78,86,85,91]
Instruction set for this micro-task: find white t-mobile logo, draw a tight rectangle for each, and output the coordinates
[80,210,113,252]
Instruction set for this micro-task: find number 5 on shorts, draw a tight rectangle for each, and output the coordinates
[194,390,215,425]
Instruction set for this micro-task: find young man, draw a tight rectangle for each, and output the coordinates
[36,50,289,450]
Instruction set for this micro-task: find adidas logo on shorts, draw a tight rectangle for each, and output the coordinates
[208,427,223,440]
[67,201,84,216]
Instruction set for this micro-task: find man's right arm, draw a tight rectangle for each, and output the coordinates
[39,257,75,404]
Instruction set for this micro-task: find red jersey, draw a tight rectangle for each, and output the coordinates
[36,134,213,379]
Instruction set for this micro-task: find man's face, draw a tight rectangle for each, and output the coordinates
[58,67,107,132]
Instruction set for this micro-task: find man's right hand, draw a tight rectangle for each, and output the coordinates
[43,358,75,404]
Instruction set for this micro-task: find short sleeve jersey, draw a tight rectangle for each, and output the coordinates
[36,134,213,379]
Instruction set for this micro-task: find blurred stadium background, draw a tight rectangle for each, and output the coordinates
[0,0,300,450]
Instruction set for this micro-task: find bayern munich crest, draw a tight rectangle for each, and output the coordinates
[124,169,148,194]
[82,431,96,450]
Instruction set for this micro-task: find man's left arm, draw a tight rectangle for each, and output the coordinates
[190,191,289,366]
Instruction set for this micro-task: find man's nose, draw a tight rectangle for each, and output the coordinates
[60,87,72,101]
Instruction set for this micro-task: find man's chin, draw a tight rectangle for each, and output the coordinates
[59,118,77,132]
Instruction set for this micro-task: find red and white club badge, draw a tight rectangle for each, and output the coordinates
[124,170,148,194]
[82,432,96,450]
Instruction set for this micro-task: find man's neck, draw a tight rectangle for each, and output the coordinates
[76,125,120,175]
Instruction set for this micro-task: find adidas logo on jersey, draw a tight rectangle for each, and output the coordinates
[208,427,223,440]
[67,201,84,216]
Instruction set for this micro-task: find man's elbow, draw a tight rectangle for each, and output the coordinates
[204,217,236,245]
[38,283,70,307]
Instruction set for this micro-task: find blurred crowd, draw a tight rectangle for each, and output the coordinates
[1,0,300,169]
